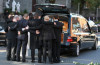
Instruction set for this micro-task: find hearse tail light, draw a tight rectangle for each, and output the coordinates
[67,36,73,42]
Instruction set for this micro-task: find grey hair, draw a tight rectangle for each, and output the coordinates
[19,15,23,20]
[14,15,19,19]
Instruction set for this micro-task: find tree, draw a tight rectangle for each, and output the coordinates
[72,0,100,14]
[72,0,85,14]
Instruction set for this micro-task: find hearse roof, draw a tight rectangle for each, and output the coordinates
[35,4,70,14]
[70,13,85,18]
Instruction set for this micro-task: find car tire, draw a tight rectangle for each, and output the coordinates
[73,44,80,56]
[92,40,98,50]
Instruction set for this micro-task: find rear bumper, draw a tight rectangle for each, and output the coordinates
[61,43,78,51]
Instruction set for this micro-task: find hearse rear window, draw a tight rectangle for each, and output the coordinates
[43,15,68,32]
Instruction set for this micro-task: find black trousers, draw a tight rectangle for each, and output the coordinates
[16,37,28,61]
[30,35,43,62]
[37,37,43,62]
[43,40,52,63]
[38,44,43,62]
[7,39,17,60]
[30,34,37,61]
[31,46,43,62]
[31,49,35,61]
[52,39,61,61]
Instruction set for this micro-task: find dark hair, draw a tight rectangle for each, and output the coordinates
[54,15,59,19]
[29,13,33,20]
[10,16,14,21]
[33,12,42,19]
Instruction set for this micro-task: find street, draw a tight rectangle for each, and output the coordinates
[0,33,100,65]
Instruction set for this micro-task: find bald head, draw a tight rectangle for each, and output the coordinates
[44,16,50,22]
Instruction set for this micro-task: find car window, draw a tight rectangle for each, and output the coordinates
[72,17,82,33]
[78,18,90,33]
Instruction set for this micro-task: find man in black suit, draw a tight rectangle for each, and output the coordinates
[16,14,29,62]
[42,16,55,63]
[52,15,64,63]
[6,16,17,61]
[28,14,42,63]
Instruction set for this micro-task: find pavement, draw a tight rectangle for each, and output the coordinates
[0,33,100,65]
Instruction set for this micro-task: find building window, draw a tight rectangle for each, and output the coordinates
[45,0,55,3]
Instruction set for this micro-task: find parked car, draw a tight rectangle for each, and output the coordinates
[0,25,6,46]
[36,4,98,56]
[97,24,100,32]
[88,20,98,33]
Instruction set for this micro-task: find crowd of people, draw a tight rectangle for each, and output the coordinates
[4,11,64,64]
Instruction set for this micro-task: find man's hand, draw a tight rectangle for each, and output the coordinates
[25,26,29,30]
[18,31,21,35]
[36,30,40,34]
[22,28,25,31]
[8,26,10,30]
[54,22,56,25]
[22,26,29,31]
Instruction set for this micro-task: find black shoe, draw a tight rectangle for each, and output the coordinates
[55,61,60,63]
[7,56,11,61]
[53,61,56,63]
[22,59,26,62]
[16,59,20,62]
[43,61,46,63]
[16,57,20,62]
[7,58,11,61]
[53,60,60,63]
[38,61,42,63]
[56,60,60,63]
[31,60,35,63]
[12,58,16,61]
[50,61,53,64]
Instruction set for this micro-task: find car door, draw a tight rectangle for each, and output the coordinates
[78,18,95,49]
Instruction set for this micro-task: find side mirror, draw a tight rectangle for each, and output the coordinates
[91,26,98,33]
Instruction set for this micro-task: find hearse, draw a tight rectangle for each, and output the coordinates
[35,4,98,56]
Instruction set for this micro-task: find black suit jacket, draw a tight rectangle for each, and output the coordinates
[28,19,43,49]
[17,19,28,40]
[54,21,64,41]
[42,21,56,40]
[28,19,42,34]
[7,22,17,39]
[17,19,28,34]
